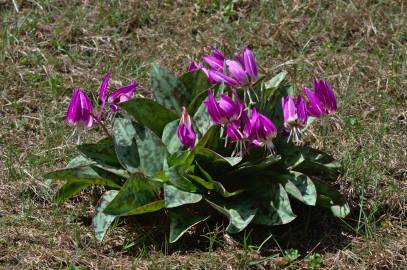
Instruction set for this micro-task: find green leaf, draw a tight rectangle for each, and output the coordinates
[264,70,287,93]
[193,103,212,137]
[164,184,202,208]
[180,70,209,99]
[93,190,119,241]
[212,181,244,198]
[232,154,281,175]
[45,166,123,188]
[248,180,296,225]
[313,179,350,218]
[187,89,209,116]
[112,117,140,173]
[169,208,209,243]
[277,172,317,206]
[206,198,257,233]
[162,120,183,154]
[53,181,91,204]
[103,175,162,216]
[165,164,197,192]
[77,138,120,167]
[151,64,191,114]
[195,148,237,175]
[121,98,178,138]
[113,117,168,177]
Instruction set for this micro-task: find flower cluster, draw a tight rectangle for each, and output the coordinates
[177,48,337,150]
[66,48,337,154]
[66,74,138,130]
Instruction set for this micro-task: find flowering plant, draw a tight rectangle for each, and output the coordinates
[46,48,349,243]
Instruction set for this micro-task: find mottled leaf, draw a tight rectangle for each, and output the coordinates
[264,70,287,93]
[206,198,257,233]
[93,190,119,241]
[313,179,350,218]
[277,172,317,206]
[103,175,161,216]
[53,181,91,204]
[164,184,202,208]
[162,119,184,154]
[165,164,197,192]
[121,98,178,138]
[169,208,209,243]
[77,138,120,167]
[151,64,191,114]
[193,103,212,137]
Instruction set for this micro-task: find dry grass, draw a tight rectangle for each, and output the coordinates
[0,0,406,269]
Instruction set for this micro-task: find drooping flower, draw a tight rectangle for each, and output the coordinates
[66,88,93,128]
[204,89,243,125]
[202,49,225,71]
[304,78,336,117]
[98,73,111,119]
[177,107,196,149]
[107,81,138,112]
[281,96,308,144]
[247,108,277,148]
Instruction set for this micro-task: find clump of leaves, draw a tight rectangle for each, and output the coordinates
[45,48,349,243]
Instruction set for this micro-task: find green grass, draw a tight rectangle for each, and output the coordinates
[0,0,406,269]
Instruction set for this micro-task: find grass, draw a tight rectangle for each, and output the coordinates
[0,0,406,269]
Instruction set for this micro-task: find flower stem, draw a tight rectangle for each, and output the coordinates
[90,112,112,138]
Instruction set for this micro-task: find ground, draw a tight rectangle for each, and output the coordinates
[0,0,406,269]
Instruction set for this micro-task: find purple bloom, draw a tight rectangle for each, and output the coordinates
[247,108,277,147]
[202,55,224,71]
[66,88,93,128]
[107,81,138,112]
[204,89,243,125]
[226,60,249,85]
[243,48,258,80]
[226,122,244,142]
[177,107,196,149]
[98,73,110,118]
[281,96,308,144]
[304,78,337,117]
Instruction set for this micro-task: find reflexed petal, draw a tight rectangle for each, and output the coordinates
[207,69,239,86]
[313,78,337,114]
[99,73,110,110]
[107,81,138,111]
[187,61,201,72]
[203,55,224,71]
[211,48,225,61]
[204,89,223,124]
[218,94,239,120]
[226,123,244,141]
[243,48,258,79]
[226,60,248,85]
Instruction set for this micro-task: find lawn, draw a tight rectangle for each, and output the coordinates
[0,0,406,269]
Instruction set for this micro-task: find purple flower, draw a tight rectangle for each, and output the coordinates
[98,73,111,118]
[177,107,196,149]
[281,96,308,129]
[243,48,258,80]
[247,108,277,147]
[226,122,244,142]
[304,78,336,117]
[66,88,93,128]
[226,60,249,85]
[107,81,138,112]
[204,89,243,125]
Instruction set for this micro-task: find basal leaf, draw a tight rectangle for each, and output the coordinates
[180,69,209,100]
[45,166,123,188]
[248,180,296,225]
[277,172,317,206]
[193,103,212,137]
[113,117,167,177]
[313,179,350,218]
[93,190,119,241]
[121,98,178,138]
[112,117,140,173]
[195,148,237,175]
[151,64,190,114]
[103,175,161,216]
[53,181,91,204]
[164,184,202,208]
[162,119,184,154]
[165,164,197,192]
[206,198,257,233]
[77,138,120,167]
[264,70,287,93]
[268,85,294,128]
[169,208,209,243]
